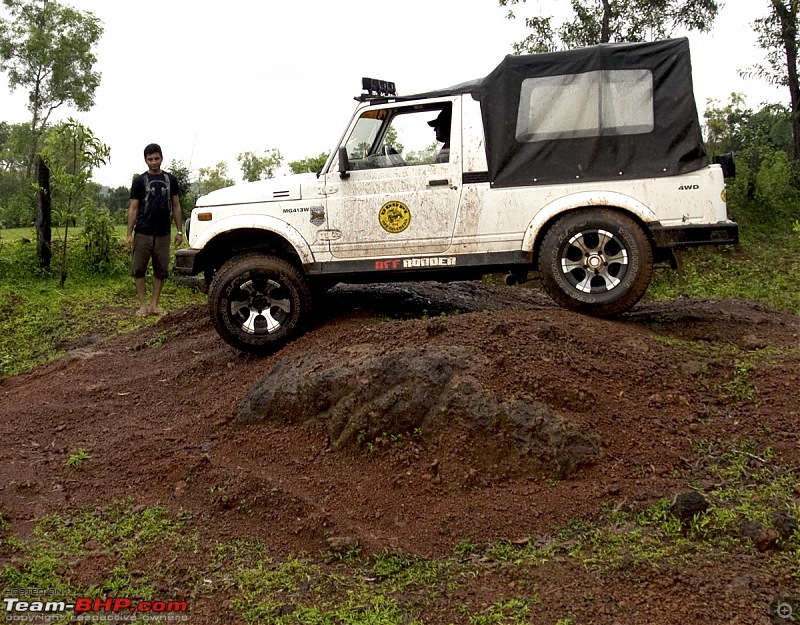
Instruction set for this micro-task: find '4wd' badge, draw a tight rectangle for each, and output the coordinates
[378,200,411,234]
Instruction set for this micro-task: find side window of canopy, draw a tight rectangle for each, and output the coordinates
[515,69,654,142]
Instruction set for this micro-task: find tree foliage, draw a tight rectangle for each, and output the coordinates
[0,0,103,175]
[288,151,328,175]
[103,185,130,223]
[167,159,196,220]
[0,121,32,172]
[197,161,234,196]
[0,120,30,227]
[705,94,800,226]
[237,149,283,182]
[704,93,792,158]
[41,118,110,284]
[748,1,799,88]
[499,0,719,52]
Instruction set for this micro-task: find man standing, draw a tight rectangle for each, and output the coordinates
[127,143,183,316]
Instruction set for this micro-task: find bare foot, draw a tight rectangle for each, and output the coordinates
[148,306,166,317]
[135,307,148,317]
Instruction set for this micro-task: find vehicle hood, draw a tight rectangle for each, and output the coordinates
[195,173,319,207]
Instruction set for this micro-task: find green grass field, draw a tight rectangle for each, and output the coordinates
[0,224,129,241]
[0,225,204,376]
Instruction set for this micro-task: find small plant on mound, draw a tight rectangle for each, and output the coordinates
[66,448,90,468]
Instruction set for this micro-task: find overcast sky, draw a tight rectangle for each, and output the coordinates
[0,0,786,188]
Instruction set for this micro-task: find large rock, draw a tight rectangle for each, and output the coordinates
[238,345,601,478]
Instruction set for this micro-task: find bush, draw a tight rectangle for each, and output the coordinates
[0,235,45,281]
[727,149,800,230]
[79,203,125,274]
[0,191,35,229]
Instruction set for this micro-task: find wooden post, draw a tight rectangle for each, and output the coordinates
[35,155,52,269]
[748,137,760,200]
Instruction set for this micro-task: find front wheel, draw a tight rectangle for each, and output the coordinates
[538,209,653,317]
[208,253,312,354]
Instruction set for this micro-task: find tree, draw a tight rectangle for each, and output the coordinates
[288,151,329,175]
[499,0,720,52]
[703,93,754,158]
[197,161,234,196]
[103,185,130,220]
[237,149,283,182]
[0,121,31,172]
[0,120,30,227]
[167,159,196,220]
[41,118,109,283]
[746,1,800,162]
[705,94,792,158]
[703,93,800,224]
[0,0,103,176]
[405,141,441,166]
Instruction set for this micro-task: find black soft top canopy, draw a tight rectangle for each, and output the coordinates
[403,38,707,188]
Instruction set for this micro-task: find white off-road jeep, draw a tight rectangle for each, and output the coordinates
[176,38,738,354]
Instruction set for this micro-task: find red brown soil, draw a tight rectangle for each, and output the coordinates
[1,281,798,624]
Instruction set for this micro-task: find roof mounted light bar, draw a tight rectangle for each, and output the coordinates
[357,77,396,102]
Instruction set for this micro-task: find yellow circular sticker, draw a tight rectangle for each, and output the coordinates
[378,200,411,234]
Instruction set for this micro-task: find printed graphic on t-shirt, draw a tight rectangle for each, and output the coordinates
[135,173,173,236]
[143,174,170,216]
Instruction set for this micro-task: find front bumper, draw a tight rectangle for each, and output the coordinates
[174,248,201,276]
[649,221,739,248]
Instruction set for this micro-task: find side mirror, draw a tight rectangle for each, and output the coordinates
[338,147,350,179]
[713,152,736,179]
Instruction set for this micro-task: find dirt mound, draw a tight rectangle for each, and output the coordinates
[1,281,799,623]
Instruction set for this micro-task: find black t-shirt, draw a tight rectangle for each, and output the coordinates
[130,171,179,236]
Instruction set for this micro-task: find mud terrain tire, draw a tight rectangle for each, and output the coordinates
[209,253,312,354]
[539,209,653,317]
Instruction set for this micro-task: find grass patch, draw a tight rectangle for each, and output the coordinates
[648,222,800,314]
[468,598,531,625]
[0,227,204,377]
[145,329,182,349]
[1,501,187,604]
[2,455,798,624]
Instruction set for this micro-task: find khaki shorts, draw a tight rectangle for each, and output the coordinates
[131,233,170,279]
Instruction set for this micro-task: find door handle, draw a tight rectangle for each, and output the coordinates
[428,179,449,187]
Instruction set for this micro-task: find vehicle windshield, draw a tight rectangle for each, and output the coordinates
[345,110,386,160]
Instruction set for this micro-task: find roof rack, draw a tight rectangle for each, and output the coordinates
[357,77,397,102]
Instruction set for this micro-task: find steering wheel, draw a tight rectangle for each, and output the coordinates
[382,145,405,166]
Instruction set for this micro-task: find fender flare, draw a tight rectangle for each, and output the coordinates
[194,214,315,265]
[521,191,658,253]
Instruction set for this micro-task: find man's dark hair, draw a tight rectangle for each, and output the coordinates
[144,143,162,159]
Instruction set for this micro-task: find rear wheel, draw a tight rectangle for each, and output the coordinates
[208,253,312,354]
[538,209,653,316]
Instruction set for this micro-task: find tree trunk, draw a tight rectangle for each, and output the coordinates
[773,0,800,163]
[35,155,52,269]
[601,0,612,43]
[748,137,760,199]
